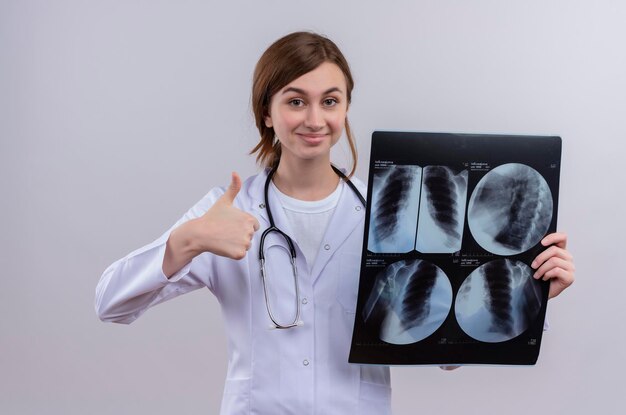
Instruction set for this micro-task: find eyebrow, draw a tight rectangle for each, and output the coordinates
[281,86,344,95]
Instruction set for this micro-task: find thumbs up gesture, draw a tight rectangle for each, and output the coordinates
[163,172,260,277]
[195,172,261,259]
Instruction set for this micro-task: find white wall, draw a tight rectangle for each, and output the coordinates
[1,1,624,414]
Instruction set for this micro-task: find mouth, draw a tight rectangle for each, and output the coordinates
[296,133,328,144]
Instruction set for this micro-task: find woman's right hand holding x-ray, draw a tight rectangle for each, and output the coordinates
[163,172,260,277]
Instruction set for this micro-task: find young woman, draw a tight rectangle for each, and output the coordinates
[95,31,575,414]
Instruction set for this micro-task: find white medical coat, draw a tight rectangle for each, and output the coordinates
[95,169,392,415]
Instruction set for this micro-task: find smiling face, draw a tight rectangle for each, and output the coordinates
[264,62,349,166]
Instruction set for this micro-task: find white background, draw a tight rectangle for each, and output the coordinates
[2,1,624,414]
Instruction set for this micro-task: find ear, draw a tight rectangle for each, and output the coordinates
[264,113,273,128]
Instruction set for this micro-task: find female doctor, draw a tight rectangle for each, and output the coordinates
[95,32,575,415]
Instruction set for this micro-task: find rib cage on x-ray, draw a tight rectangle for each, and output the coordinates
[362,259,452,345]
[367,165,421,253]
[468,163,553,256]
[454,259,542,343]
[415,166,468,253]
[401,261,438,326]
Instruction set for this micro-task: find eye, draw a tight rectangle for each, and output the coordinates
[323,98,338,107]
[289,98,305,107]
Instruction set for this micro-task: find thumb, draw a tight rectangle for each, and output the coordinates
[221,171,242,204]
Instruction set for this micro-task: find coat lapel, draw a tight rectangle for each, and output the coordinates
[310,180,366,285]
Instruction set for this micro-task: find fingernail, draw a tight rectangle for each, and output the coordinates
[533,272,539,279]
[531,260,537,268]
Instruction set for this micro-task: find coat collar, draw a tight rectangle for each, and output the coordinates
[247,168,291,232]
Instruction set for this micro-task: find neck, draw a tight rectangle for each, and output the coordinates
[272,157,340,201]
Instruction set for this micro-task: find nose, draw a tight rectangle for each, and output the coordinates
[304,106,323,130]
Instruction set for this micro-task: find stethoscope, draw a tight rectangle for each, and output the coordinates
[259,165,366,329]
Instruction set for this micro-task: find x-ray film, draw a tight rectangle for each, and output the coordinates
[349,132,561,365]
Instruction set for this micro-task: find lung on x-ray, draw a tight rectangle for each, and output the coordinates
[349,132,561,365]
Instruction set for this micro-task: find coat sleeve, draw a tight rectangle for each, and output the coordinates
[94,187,226,324]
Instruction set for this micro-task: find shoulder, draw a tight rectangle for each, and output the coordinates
[339,171,367,206]
[335,166,367,197]
[347,174,367,197]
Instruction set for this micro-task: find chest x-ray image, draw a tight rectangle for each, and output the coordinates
[367,164,468,254]
[367,165,422,253]
[415,166,468,253]
[362,259,453,345]
[455,259,542,343]
[468,163,553,256]
[350,131,561,365]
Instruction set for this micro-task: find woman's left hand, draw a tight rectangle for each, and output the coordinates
[531,232,575,299]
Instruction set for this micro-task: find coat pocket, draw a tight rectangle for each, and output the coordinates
[220,378,250,414]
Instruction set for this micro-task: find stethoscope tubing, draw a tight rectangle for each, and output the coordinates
[258,165,365,329]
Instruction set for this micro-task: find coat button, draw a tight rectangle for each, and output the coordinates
[324,244,330,250]
[355,206,362,211]
[303,359,310,366]
[301,298,308,305]
[259,203,265,209]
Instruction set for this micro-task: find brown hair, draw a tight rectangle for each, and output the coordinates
[250,31,357,177]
